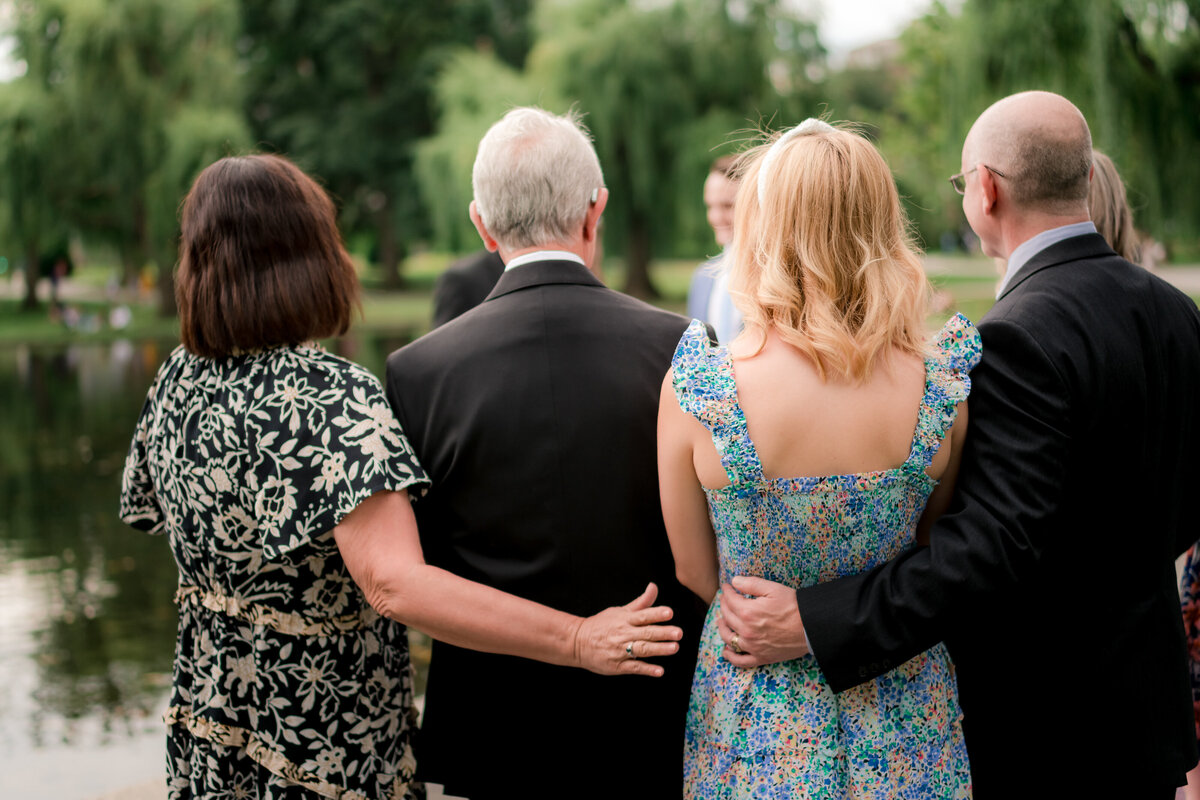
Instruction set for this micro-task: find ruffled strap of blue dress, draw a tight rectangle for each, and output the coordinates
[907,312,982,470]
[671,320,764,487]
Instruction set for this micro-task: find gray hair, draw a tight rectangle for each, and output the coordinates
[472,107,604,250]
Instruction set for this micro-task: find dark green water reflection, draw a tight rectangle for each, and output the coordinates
[0,342,180,742]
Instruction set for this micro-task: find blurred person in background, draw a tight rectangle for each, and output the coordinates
[688,154,744,344]
[1088,149,1140,263]
[430,249,504,328]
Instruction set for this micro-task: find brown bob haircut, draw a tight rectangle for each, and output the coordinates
[176,154,360,358]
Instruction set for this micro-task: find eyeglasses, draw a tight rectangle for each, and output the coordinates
[949,165,1008,195]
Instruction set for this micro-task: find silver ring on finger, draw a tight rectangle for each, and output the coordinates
[731,632,744,655]
[625,641,635,657]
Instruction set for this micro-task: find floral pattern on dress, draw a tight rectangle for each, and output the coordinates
[672,314,980,799]
[120,343,429,800]
[1180,544,1200,738]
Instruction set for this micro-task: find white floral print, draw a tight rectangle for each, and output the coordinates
[120,343,428,800]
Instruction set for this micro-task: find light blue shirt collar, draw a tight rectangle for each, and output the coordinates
[504,250,586,271]
[996,221,1097,298]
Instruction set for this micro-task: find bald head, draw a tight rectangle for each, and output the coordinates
[965,91,1092,216]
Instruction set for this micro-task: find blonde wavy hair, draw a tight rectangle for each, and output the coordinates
[1088,150,1140,263]
[728,121,930,382]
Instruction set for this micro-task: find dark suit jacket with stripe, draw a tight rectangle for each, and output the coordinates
[795,233,1200,795]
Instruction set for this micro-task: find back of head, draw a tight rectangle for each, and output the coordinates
[730,120,929,382]
[967,91,1093,217]
[177,154,359,358]
[472,107,604,251]
[1088,150,1140,262]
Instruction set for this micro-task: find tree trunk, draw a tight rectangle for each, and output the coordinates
[119,241,142,289]
[376,199,402,290]
[21,241,40,311]
[156,242,178,318]
[621,214,659,299]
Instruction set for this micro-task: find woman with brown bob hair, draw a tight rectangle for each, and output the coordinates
[176,154,360,358]
[658,121,977,796]
[121,154,683,799]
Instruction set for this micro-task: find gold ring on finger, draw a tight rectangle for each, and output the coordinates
[731,632,744,655]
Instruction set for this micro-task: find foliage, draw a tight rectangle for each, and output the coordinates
[884,0,1200,251]
[2,0,250,313]
[237,0,534,287]
[0,79,73,309]
[414,49,554,254]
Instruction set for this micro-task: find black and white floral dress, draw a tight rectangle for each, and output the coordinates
[120,343,429,800]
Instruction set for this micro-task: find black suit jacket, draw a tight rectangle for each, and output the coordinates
[430,250,505,328]
[795,234,1200,795]
[386,260,705,800]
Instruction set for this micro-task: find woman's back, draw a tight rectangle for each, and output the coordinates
[691,328,951,491]
[671,316,978,797]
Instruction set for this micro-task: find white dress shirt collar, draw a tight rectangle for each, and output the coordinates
[996,221,1097,298]
[504,250,586,272]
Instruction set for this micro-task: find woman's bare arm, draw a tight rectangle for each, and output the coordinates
[916,401,969,546]
[657,370,720,603]
[334,490,682,677]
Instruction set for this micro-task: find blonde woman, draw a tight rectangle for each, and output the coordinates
[658,121,976,798]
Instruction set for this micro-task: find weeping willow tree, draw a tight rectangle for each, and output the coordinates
[887,0,1200,254]
[2,0,250,313]
[0,83,74,310]
[414,50,556,256]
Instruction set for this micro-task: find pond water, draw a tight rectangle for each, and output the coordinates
[0,335,418,799]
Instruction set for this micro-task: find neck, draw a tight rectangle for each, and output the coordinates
[997,211,1090,260]
[499,239,595,275]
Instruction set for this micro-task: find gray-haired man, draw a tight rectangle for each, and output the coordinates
[385,107,704,799]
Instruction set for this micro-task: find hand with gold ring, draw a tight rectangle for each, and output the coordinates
[730,631,744,655]
[571,583,684,677]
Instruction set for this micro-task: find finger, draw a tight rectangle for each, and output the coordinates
[617,659,666,678]
[625,582,659,611]
[633,640,680,659]
[718,592,747,635]
[628,605,675,627]
[731,575,781,597]
[632,623,683,642]
[715,612,737,647]
[722,646,760,669]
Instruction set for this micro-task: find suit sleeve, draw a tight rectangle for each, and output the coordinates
[796,316,1073,692]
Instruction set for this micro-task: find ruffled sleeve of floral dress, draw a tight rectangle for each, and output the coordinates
[247,346,431,561]
[670,319,763,486]
[909,313,983,469]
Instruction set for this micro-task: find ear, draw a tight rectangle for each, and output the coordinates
[582,188,608,243]
[976,163,999,216]
[469,201,500,252]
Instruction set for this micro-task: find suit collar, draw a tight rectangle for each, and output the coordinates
[997,232,1117,301]
[483,259,606,302]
